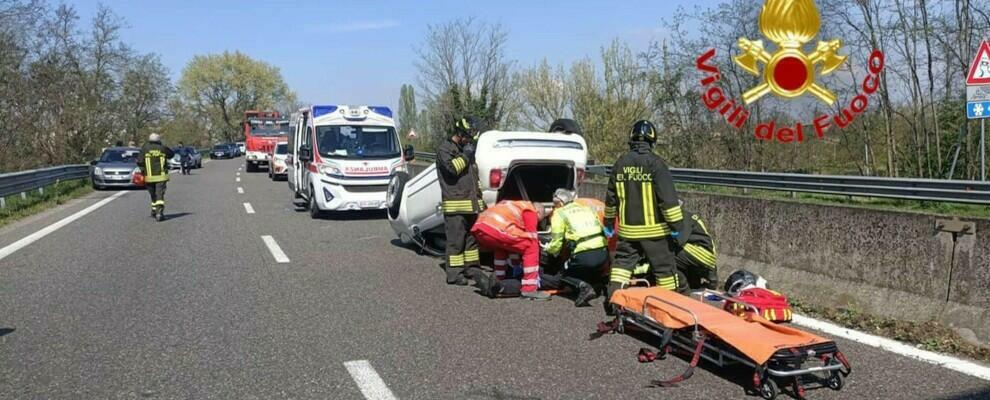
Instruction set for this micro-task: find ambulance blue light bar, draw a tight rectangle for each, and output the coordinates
[312,105,338,118]
[369,106,392,118]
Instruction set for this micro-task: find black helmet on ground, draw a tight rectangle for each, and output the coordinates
[548,118,582,135]
[629,119,658,144]
[723,269,767,297]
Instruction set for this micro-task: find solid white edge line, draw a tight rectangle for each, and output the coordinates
[0,191,127,262]
[243,203,255,214]
[344,360,398,400]
[237,187,244,194]
[260,235,289,263]
[791,314,990,381]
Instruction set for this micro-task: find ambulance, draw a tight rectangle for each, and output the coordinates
[287,105,413,217]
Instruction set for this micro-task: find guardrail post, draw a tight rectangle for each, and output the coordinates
[21,192,27,200]
[0,196,5,209]
[38,186,44,195]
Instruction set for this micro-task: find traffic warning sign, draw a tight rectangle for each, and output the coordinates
[966,40,990,86]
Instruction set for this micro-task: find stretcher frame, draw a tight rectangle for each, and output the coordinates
[612,281,851,400]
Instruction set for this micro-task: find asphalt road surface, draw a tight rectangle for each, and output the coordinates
[1,159,988,399]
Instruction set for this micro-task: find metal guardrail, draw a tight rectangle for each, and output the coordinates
[414,151,436,163]
[414,150,990,204]
[589,165,990,205]
[0,165,90,200]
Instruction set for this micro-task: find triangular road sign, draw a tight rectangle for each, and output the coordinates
[967,40,990,85]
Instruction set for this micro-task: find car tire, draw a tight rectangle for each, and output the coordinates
[308,186,321,219]
[386,172,410,220]
[91,180,102,190]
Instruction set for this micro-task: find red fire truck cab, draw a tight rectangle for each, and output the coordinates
[243,110,291,172]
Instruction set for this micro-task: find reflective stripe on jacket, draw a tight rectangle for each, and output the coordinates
[604,142,685,240]
[547,202,606,256]
[474,201,537,240]
[139,142,173,183]
[436,139,483,215]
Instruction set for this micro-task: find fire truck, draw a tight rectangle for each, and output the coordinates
[243,110,291,172]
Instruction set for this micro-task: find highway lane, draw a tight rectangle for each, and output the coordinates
[1,158,988,399]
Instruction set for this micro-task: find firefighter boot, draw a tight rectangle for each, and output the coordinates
[573,280,598,307]
[445,267,468,286]
[474,273,502,298]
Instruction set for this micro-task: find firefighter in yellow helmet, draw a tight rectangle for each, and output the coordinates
[137,133,174,221]
[436,116,485,285]
[604,120,688,309]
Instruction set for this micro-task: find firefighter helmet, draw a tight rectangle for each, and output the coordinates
[454,116,482,138]
[629,120,658,144]
[723,269,767,296]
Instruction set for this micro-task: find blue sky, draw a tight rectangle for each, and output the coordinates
[73,0,713,110]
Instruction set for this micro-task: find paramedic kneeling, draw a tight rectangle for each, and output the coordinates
[543,189,609,307]
[470,200,551,300]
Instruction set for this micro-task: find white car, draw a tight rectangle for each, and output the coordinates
[386,130,588,254]
[268,142,289,180]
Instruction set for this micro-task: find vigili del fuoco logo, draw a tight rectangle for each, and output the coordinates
[695,0,885,143]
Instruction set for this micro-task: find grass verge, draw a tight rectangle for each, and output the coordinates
[0,179,93,228]
[790,299,990,363]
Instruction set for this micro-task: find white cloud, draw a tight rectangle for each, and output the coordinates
[307,20,400,34]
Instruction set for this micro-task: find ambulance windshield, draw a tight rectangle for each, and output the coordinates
[315,125,400,159]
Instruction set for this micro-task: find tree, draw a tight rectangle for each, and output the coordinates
[397,84,418,138]
[415,18,515,144]
[177,51,296,143]
[516,59,570,131]
[119,54,171,144]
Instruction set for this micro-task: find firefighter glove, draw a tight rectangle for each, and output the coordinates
[462,142,477,163]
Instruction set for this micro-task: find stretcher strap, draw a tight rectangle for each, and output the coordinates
[589,319,619,340]
[650,335,707,387]
[835,351,852,376]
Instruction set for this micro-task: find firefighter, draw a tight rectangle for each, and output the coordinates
[543,189,609,307]
[676,210,719,290]
[471,200,551,300]
[137,133,174,221]
[604,120,688,307]
[437,116,485,285]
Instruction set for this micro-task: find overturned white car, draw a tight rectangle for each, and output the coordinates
[386,130,588,254]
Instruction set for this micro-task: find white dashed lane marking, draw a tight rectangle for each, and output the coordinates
[243,203,255,214]
[237,187,244,194]
[260,235,290,263]
[344,360,397,400]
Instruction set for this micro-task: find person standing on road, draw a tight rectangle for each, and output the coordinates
[542,189,609,306]
[604,120,688,307]
[437,116,485,285]
[471,200,551,300]
[137,133,174,221]
[177,141,191,175]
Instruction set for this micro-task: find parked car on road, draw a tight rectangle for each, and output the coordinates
[268,142,289,180]
[210,144,236,159]
[168,147,203,170]
[90,147,142,190]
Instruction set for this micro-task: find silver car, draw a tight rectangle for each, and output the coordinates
[168,147,203,170]
[90,147,142,190]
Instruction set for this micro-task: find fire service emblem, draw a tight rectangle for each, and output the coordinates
[695,0,886,143]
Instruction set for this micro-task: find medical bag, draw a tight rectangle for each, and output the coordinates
[724,288,793,322]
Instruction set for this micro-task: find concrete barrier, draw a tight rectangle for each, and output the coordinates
[580,180,990,343]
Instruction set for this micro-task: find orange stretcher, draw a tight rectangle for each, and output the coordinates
[599,282,851,400]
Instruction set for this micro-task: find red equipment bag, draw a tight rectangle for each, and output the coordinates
[724,288,793,322]
[132,172,145,186]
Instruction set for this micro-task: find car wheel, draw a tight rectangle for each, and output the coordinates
[308,187,321,219]
[91,180,102,190]
[386,172,409,220]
